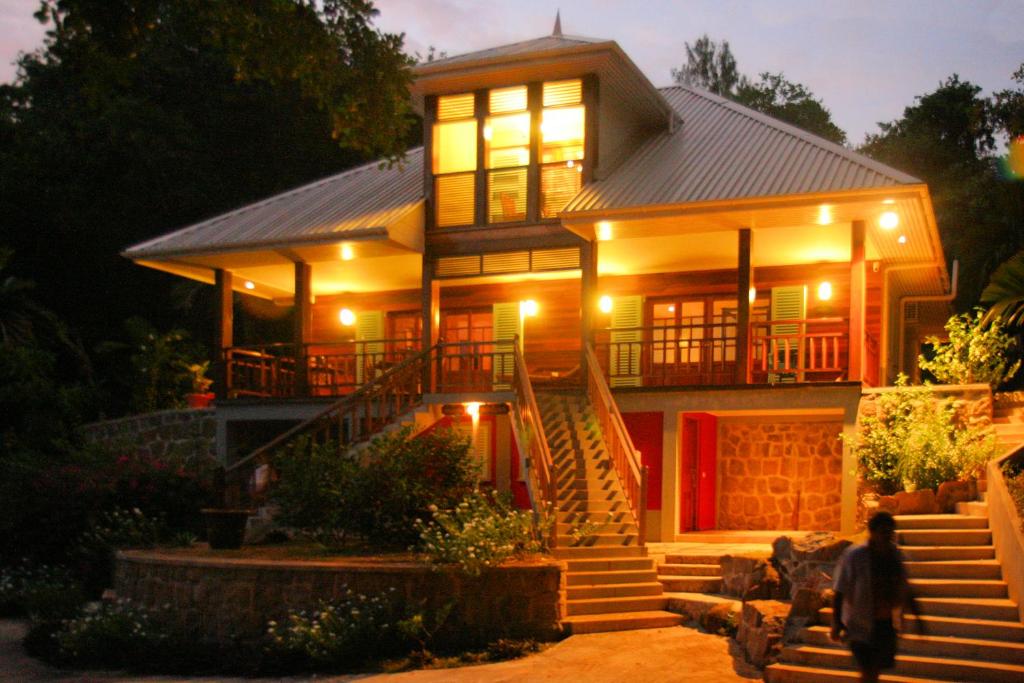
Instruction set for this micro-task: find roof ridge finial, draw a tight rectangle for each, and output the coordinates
[553,9,562,37]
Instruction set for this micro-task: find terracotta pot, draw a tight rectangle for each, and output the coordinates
[201,508,253,549]
[186,392,215,409]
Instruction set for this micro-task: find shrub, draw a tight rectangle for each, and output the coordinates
[1005,460,1024,529]
[846,376,996,493]
[52,599,173,668]
[485,637,540,661]
[0,561,85,620]
[272,427,479,549]
[415,490,550,576]
[919,309,1021,388]
[265,587,411,670]
[75,508,164,593]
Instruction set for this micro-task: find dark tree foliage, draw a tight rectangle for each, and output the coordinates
[860,73,1024,308]
[0,1,417,410]
[672,35,847,144]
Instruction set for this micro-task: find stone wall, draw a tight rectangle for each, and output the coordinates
[718,419,844,531]
[82,409,216,467]
[115,551,564,646]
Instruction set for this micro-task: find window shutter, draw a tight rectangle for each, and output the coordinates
[610,295,643,387]
[355,311,385,384]
[456,421,493,481]
[769,286,806,381]
[492,302,520,390]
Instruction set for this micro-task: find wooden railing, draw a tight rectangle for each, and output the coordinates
[749,318,847,383]
[434,339,516,393]
[222,345,432,506]
[584,343,648,545]
[592,322,739,387]
[510,339,558,548]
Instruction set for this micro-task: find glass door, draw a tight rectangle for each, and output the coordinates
[441,309,493,391]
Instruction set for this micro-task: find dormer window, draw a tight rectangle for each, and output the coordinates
[430,78,587,229]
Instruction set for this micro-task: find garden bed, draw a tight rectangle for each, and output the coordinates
[115,547,565,647]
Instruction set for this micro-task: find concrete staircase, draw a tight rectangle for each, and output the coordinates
[657,554,724,593]
[993,399,1024,455]
[538,391,684,634]
[766,509,1024,682]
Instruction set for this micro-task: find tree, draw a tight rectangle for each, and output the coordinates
[981,250,1024,326]
[735,72,847,145]
[994,64,1024,139]
[672,36,846,144]
[918,310,1020,388]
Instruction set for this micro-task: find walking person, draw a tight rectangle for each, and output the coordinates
[830,511,925,682]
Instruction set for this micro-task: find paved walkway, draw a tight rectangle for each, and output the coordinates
[1,620,761,682]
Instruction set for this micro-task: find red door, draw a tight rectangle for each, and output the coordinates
[680,413,717,531]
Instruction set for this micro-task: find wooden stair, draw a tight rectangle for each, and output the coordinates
[766,510,1024,682]
[539,392,683,634]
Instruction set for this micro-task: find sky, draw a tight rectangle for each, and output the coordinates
[2,0,1023,144]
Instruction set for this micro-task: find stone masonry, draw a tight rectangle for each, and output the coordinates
[82,408,216,467]
[718,419,843,531]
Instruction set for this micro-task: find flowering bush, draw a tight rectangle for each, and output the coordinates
[415,491,550,576]
[52,599,174,668]
[846,376,997,493]
[265,587,410,669]
[919,309,1020,388]
[0,561,85,620]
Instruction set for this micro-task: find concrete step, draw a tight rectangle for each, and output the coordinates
[558,510,631,525]
[802,626,1024,665]
[566,582,664,600]
[658,563,721,577]
[555,477,618,491]
[819,608,1024,642]
[558,499,630,513]
[558,489,627,503]
[779,643,1024,682]
[566,594,669,616]
[898,528,992,546]
[956,500,989,516]
[900,544,995,561]
[563,557,656,573]
[904,559,1002,580]
[908,578,1008,599]
[557,521,638,535]
[566,569,658,586]
[765,662,955,682]
[915,597,1022,621]
[562,610,684,635]
[893,514,988,529]
[566,532,639,548]
[657,575,723,593]
[664,553,722,565]
[553,545,646,560]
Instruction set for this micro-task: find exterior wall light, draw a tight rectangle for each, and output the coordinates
[816,205,832,225]
[244,280,255,290]
[341,244,355,261]
[599,295,613,313]
[520,299,538,317]
[817,282,833,301]
[464,401,481,418]
[749,287,757,304]
[339,308,356,326]
[597,221,612,241]
[879,211,899,230]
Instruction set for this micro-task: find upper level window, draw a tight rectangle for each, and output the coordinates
[433,93,477,227]
[540,80,584,218]
[485,86,529,224]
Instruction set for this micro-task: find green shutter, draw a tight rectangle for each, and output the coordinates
[610,295,643,387]
[355,311,385,384]
[492,302,520,390]
[769,286,806,381]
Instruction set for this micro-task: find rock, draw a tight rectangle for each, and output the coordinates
[936,480,976,513]
[772,532,850,601]
[720,553,782,600]
[737,600,790,667]
[791,532,851,564]
[701,601,738,635]
[877,495,898,514]
[893,488,939,515]
[789,587,824,621]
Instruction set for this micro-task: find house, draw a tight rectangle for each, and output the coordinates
[123,24,952,545]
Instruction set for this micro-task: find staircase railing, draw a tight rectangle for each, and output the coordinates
[584,343,648,545]
[510,338,558,548]
[222,345,433,506]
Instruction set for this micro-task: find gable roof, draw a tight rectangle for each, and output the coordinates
[123,149,425,259]
[563,86,921,214]
[416,34,607,71]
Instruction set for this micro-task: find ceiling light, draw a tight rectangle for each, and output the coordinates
[816,205,832,225]
[341,244,355,261]
[244,280,255,290]
[882,198,896,205]
[897,234,907,245]
[879,211,899,230]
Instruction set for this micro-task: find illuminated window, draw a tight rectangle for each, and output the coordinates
[540,79,584,218]
[433,93,477,227]
[485,87,529,224]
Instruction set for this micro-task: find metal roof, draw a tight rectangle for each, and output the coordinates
[564,86,921,214]
[123,148,425,259]
[414,34,607,72]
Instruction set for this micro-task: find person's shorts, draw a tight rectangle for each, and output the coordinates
[850,619,897,671]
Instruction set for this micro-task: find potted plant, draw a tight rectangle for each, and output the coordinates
[185,362,215,408]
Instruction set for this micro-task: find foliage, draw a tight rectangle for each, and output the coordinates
[0,561,85,621]
[918,310,1020,388]
[845,376,997,493]
[75,508,164,593]
[185,361,213,394]
[671,35,846,143]
[273,428,479,549]
[994,64,1024,139]
[484,638,541,661]
[265,587,412,670]
[415,491,550,576]
[1004,460,1024,529]
[982,250,1024,328]
[52,599,176,669]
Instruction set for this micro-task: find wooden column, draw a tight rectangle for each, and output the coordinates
[474,89,487,227]
[580,239,598,381]
[527,82,542,224]
[849,220,866,383]
[421,255,440,391]
[293,261,312,397]
[735,229,753,384]
[213,269,233,398]
[422,94,436,231]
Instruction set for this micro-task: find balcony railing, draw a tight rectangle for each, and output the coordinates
[749,318,848,383]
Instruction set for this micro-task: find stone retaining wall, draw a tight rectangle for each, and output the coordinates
[718,419,843,531]
[115,551,564,646]
[82,409,216,466]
